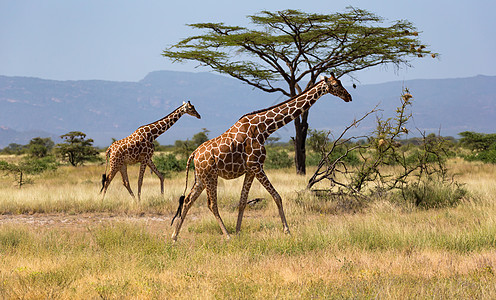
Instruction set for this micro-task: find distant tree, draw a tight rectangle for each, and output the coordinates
[27,137,55,158]
[162,7,435,175]
[153,153,187,175]
[152,140,167,152]
[459,131,496,151]
[307,129,331,156]
[192,128,210,147]
[265,148,293,169]
[459,131,496,164]
[55,131,99,166]
[174,129,211,158]
[1,143,25,155]
[174,139,196,158]
[266,136,281,146]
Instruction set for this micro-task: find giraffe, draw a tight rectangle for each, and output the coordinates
[171,73,352,241]
[100,101,201,201]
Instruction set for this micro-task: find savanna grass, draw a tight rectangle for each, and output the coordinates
[0,159,495,298]
[1,214,496,298]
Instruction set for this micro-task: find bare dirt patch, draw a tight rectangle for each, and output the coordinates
[0,213,173,233]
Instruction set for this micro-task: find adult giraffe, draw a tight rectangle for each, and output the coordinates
[171,73,352,241]
[100,101,201,201]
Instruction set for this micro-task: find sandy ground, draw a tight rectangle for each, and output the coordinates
[0,213,174,233]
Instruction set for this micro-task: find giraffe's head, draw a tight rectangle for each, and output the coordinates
[181,101,201,119]
[321,73,352,103]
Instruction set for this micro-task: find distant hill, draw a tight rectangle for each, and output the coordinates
[0,127,57,148]
[0,71,495,148]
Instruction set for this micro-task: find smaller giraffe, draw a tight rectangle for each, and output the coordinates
[171,73,352,241]
[100,101,201,201]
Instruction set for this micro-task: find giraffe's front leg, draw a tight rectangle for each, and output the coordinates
[255,169,290,234]
[236,172,255,233]
[120,165,136,199]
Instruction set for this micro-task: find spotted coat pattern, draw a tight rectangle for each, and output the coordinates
[171,74,352,240]
[101,101,201,201]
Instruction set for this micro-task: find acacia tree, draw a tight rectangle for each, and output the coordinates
[162,7,435,174]
[458,131,496,152]
[55,131,99,166]
[0,157,58,188]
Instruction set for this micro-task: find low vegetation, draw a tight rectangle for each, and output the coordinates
[0,157,495,298]
[1,93,496,297]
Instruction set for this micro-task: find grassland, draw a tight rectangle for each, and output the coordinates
[0,158,495,299]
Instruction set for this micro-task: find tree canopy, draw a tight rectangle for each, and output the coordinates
[55,131,99,166]
[163,7,433,95]
[459,131,496,152]
[27,137,55,158]
[162,7,435,174]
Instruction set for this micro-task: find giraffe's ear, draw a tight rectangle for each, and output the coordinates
[320,75,326,81]
[182,101,186,105]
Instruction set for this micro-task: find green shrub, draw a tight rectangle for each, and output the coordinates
[306,152,322,166]
[0,156,59,187]
[464,150,496,163]
[331,146,360,166]
[22,156,59,174]
[404,149,445,165]
[295,190,366,215]
[153,154,188,175]
[394,181,468,209]
[265,149,293,169]
[307,147,360,167]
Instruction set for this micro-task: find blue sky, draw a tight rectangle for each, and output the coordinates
[1,0,495,85]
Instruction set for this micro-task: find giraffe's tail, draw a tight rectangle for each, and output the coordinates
[100,148,111,193]
[100,174,107,193]
[182,151,195,195]
[171,151,195,226]
[171,195,184,226]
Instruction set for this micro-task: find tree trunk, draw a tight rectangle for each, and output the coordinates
[293,111,309,175]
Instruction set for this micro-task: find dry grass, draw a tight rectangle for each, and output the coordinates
[0,159,496,298]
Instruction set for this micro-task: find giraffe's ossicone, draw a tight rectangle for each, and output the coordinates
[100,101,201,201]
[171,73,352,241]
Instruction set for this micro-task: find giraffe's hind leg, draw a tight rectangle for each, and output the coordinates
[137,163,147,201]
[255,169,290,234]
[147,160,164,194]
[171,177,205,241]
[120,165,136,199]
[205,176,230,240]
[236,172,255,233]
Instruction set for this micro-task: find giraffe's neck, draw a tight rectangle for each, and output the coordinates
[140,106,185,142]
[247,81,328,140]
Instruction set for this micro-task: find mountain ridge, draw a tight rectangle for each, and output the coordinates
[1,71,495,147]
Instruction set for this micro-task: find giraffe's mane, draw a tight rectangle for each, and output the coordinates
[140,104,182,128]
[238,80,324,120]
